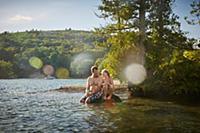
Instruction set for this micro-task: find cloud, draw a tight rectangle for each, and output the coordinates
[10,14,33,21]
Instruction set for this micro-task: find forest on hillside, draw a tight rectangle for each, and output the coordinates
[0,29,106,78]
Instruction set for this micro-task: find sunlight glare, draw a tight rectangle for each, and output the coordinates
[29,57,43,69]
[124,63,147,85]
[43,65,54,76]
[56,68,69,79]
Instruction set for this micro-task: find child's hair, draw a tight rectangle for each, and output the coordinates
[101,69,110,78]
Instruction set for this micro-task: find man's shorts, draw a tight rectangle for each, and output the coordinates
[80,91,103,103]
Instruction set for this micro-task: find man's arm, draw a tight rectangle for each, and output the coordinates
[98,77,103,91]
[85,77,90,93]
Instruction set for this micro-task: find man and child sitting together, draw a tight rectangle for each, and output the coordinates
[80,66,114,104]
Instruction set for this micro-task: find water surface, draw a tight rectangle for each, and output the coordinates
[0,79,200,133]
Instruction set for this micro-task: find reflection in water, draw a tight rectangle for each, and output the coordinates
[0,79,200,132]
[103,100,116,109]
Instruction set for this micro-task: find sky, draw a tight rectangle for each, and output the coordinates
[0,0,199,39]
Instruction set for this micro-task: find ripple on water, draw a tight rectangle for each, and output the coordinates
[1,79,200,132]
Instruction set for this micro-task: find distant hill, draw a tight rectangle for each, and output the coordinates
[0,29,106,78]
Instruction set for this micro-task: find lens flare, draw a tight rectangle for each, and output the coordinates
[29,57,43,69]
[43,65,54,75]
[56,68,69,79]
[70,53,93,75]
[124,63,147,85]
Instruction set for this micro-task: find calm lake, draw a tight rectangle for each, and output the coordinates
[0,79,200,133]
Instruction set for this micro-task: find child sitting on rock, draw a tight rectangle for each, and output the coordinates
[101,69,114,100]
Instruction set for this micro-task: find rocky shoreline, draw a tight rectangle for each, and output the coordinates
[52,84,128,93]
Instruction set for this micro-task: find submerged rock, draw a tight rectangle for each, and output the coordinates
[52,84,128,93]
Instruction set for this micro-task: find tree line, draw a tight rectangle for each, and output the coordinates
[0,29,106,78]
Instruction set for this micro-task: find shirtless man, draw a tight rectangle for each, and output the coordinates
[80,66,103,104]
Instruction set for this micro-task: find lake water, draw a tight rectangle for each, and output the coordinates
[0,79,200,133]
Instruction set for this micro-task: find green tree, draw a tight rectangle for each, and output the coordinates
[0,60,15,78]
[185,0,200,25]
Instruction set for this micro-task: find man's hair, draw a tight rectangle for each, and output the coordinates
[91,66,98,73]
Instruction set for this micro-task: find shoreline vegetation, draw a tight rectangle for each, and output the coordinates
[0,29,106,79]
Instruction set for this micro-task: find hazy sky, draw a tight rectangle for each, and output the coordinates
[0,0,199,39]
